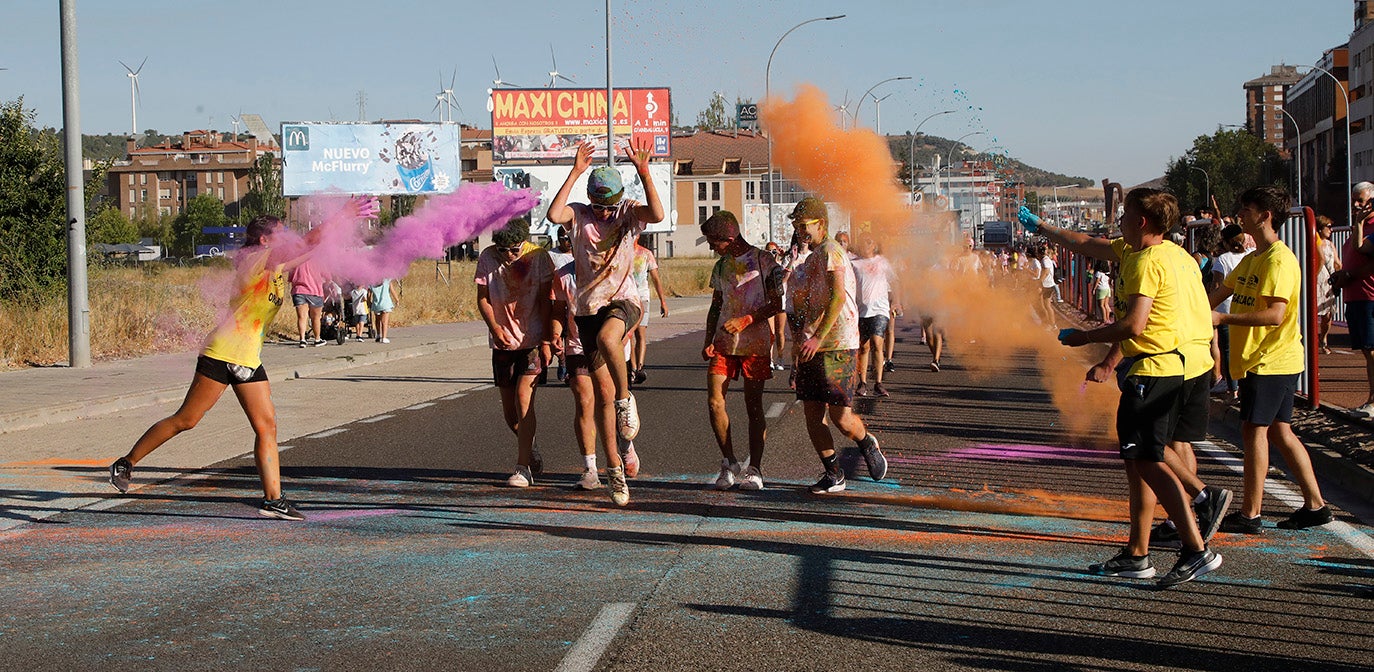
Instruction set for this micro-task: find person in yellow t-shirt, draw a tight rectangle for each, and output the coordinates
[1051,188,1222,588]
[108,199,378,521]
[1211,185,1331,534]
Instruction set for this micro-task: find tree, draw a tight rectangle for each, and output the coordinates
[241,152,285,220]
[173,194,228,256]
[696,93,731,131]
[1164,128,1286,216]
[0,98,67,303]
[87,206,138,246]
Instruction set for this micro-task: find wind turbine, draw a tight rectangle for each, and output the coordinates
[434,68,461,122]
[487,56,520,112]
[834,90,852,130]
[546,45,575,88]
[869,92,894,135]
[119,57,146,137]
[229,112,242,139]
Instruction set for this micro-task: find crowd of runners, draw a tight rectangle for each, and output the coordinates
[104,143,1342,589]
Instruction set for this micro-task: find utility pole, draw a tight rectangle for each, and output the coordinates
[61,0,90,368]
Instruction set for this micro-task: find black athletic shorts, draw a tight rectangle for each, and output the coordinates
[1172,373,1211,443]
[492,348,544,388]
[573,299,642,362]
[1238,373,1299,426]
[195,355,268,386]
[1116,373,1184,462]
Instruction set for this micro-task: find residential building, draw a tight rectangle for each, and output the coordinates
[1244,65,1302,154]
[106,130,280,220]
[1287,45,1349,214]
[664,129,771,257]
[1351,4,1374,186]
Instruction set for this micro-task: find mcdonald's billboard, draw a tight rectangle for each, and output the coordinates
[279,122,462,196]
[491,88,671,162]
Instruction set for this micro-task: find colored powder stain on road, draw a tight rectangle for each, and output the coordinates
[3,458,111,467]
[843,487,1127,523]
[743,526,1113,550]
[306,508,405,522]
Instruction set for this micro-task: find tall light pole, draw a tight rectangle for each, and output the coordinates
[61,0,90,368]
[1189,165,1210,209]
[766,14,845,244]
[604,0,613,167]
[1256,102,1304,207]
[852,76,911,129]
[946,131,987,199]
[1298,64,1350,228]
[909,109,956,201]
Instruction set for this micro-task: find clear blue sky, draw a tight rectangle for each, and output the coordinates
[0,0,1353,185]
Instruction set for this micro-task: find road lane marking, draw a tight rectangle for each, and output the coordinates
[439,393,466,401]
[554,602,635,672]
[358,414,394,423]
[766,402,788,418]
[403,402,435,411]
[304,429,348,440]
[1195,440,1374,560]
[471,384,494,392]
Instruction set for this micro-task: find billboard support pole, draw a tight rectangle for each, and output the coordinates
[605,0,614,167]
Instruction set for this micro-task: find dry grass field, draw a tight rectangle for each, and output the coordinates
[0,256,714,369]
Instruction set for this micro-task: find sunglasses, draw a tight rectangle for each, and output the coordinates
[497,246,523,255]
[590,203,618,213]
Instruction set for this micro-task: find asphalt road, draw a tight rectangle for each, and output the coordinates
[2,322,1372,671]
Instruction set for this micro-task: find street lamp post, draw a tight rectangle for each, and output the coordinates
[945,131,987,200]
[1189,165,1210,210]
[852,76,911,129]
[766,14,846,245]
[908,109,956,202]
[1298,64,1351,229]
[1256,102,1304,207]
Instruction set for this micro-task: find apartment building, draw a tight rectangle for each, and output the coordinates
[106,131,280,219]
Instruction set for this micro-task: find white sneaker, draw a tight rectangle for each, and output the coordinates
[607,466,630,506]
[714,459,742,490]
[576,468,602,490]
[619,441,640,478]
[506,465,532,488]
[1352,403,1374,418]
[380,337,390,344]
[615,394,640,440]
[739,465,764,490]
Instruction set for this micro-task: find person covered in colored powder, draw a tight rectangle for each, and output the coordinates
[851,231,900,397]
[1049,188,1224,588]
[700,211,783,490]
[1213,186,1332,533]
[786,197,887,494]
[475,218,554,489]
[108,198,378,520]
[629,235,670,385]
[545,137,665,506]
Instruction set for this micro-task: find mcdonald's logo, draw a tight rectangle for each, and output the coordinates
[284,126,310,151]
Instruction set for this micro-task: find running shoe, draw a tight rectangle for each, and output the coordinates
[714,459,742,490]
[1276,505,1333,530]
[1219,511,1263,535]
[615,394,640,440]
[507,465,533,488]
[259,497,305,521]
[607,466,630,506]
[530,446,544,476]
[109,458,133,493]
[1157,548,1222,588]
[771,362,786,371]
[855,383,869,397]
[313,339,327,347]
[380,338,390,344]
[1194,486,1234,542]
[837,446,863,481]
[883,360,896,373]
[873,383,890,397]
[1088,549,1156,579]
[858,434,887,481]
[1350,403,1374,418]
[620,441,640,478]
[298,339,308,348]
[576,468,602,490]
[809,471,846,494]
[929,361,941,372]
[739,465,764,491]
[1148,522,1181,550]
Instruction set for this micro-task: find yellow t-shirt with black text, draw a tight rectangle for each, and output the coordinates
[1224,240,1304,378]
[202,250,288,369]
[1110,239,1185,377]
[1111,239,1214,380]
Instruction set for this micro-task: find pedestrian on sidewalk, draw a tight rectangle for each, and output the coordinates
[765,241,789,372]
[290,259,327,347]
[786,198,887,494]
[629,236,669,386]
[370,278,397,344]
[108,200,378,520]
[1213,185,1333,533]
[853,231,899,397]
[546,138,666,506]
[1314,216,1340,355]
[700,211,783,490]
[476,218,554,489]
[1332,181,1374,416]
[1048,188,1224,587]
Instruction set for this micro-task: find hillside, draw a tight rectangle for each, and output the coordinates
[887,134,1089,188]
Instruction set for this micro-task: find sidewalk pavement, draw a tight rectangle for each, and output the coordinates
[0,296,711,435]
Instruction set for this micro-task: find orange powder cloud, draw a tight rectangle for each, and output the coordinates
[761,84,1118,442]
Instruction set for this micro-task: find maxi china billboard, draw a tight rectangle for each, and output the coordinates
[280,122,462,196]
[494,163,675,235]
[491,88,671,161]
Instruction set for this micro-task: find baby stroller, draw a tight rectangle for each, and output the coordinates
[320,281,347,344]
[338,282,376,344]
